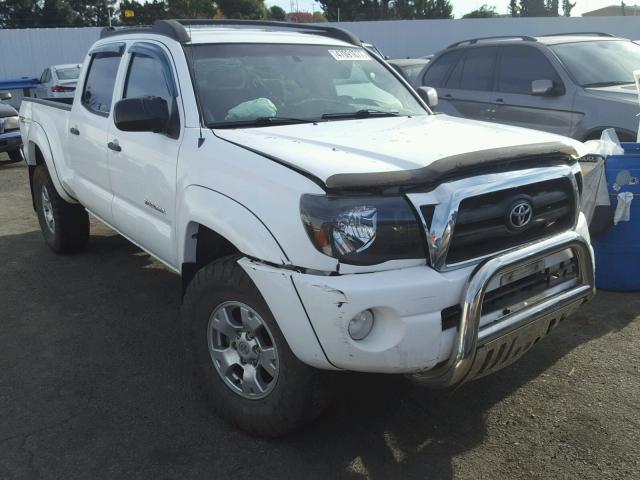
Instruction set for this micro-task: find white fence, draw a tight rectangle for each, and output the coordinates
[333,16,640,58]
[0,16,638,81]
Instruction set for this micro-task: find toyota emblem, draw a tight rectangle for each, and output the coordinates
[508,201,533,229]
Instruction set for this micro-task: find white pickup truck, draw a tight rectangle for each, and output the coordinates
[20,20,595,436]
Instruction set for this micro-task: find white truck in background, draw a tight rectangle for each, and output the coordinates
[19,20,595,436]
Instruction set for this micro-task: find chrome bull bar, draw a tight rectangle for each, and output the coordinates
[414,230,595,388]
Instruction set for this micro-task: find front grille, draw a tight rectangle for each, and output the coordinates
[446,178,575,264]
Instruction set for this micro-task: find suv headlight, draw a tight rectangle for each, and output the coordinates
[300,194,425,265]
[1,115,19,132]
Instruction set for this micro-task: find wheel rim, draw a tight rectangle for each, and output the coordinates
[207,301,279,399]
[41,185,55,234]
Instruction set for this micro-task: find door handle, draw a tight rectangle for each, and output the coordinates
[69,127,80,135]
[495,98,504,103]
[444,94,453,99]
[107,141,121,152]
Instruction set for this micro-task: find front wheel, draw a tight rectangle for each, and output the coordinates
[33,165,89,253]
[182,255,329,436]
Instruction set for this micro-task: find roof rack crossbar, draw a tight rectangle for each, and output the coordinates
[541,32,615,37]
[447,35,537,49]
[101,19,361,47]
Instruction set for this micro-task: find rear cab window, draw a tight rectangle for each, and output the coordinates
[81,44,124,116]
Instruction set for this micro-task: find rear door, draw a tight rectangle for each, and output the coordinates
[106,42,183,267]
[491,45,576,136]
[423,47,499,122]
[67,43,124,222]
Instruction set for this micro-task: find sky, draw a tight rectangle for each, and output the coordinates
[265,0,638,19]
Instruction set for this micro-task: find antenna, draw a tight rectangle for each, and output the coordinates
[185,23,205,148]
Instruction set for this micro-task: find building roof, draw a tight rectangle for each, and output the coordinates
[583,5,640,16]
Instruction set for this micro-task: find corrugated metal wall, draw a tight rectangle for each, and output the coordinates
[0,16,639,81]
[331,16,640,58]
[0,27,101,79]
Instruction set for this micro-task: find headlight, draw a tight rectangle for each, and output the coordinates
[300,194,425,265]
[1,116,19,132]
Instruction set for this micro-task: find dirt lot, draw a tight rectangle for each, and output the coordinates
[1,156,639,480]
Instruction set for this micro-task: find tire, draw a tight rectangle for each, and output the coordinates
[33,165,89,253]
[7,149,24,164]
[182,255,329,436]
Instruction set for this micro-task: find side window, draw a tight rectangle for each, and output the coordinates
[123,50,180,136]
[40,69,49,83]
[422,50,463,87]
[459,47,498,91]
[498,46,562,94]
[124,53,174,107]
[82,52,121,115]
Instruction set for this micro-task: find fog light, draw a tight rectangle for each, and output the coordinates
[348,310,374,340]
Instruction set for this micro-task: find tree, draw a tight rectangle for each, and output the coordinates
[561,0,576,16]
[413,0,453,19]
[167,0,216,18]
[462,4,498,18]
[120,0,170,25]
[508,0,521,16]
[0,0,40,27]
[217,0,267,19]
[519,0,547,16]
[544,0,559,16]
[268,5,286,20]
[313,11,327,21]
[40,0,79,26]
[66,0,118,26]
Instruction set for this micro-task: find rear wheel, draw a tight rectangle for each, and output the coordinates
[33,165,89,253]
[182,255,329,436]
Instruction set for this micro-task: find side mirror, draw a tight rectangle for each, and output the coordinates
[531,79,555,96]
[0,91,12,101]
[114,96,169,133]
[417,86,438,108]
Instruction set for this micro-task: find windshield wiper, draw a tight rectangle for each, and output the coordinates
[209,116,317,129]
[321,109,400,120]
[582,81,635,88]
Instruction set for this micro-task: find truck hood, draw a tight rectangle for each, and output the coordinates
[214,114,582,189]
[585,84,639,105]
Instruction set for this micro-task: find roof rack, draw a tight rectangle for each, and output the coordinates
[447,35,537,49]
[100,19,361,47]
[541,32,615,37]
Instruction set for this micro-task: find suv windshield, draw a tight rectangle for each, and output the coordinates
[55,66,80,80]
[188,43,427,128]
[550,40,640,87]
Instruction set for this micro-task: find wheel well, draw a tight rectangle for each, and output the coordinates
[584,129,636,142]
[181,224,239,295]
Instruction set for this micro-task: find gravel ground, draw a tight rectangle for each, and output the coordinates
[1,156,639,480]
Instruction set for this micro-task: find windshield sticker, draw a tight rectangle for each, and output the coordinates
[328,49,371,61]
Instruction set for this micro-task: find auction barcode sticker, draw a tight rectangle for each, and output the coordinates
[328,49,371,61]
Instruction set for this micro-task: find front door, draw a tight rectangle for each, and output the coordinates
[107,42,183,268]
[67,44,124,222]
[491,45,578,136]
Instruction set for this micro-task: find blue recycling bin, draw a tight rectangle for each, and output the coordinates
[592,143,640,291]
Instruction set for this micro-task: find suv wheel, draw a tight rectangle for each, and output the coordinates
[7,149,24,163]
[33,165,89,253]
[182,255,328,436]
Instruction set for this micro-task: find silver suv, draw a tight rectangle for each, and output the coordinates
[420,33,640,141]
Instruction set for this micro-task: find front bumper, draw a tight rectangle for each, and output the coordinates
[241,227,594,381]
[0,130,22,153]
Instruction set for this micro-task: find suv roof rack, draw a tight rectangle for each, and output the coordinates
[540,32,615,37]
[100,19,361,47]
[447,35,537,49]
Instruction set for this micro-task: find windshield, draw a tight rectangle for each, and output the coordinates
[550,40,640,87]
[188,43,427,128]
[55,66,80,80]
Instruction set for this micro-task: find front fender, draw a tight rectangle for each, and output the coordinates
[177,185,290,266]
